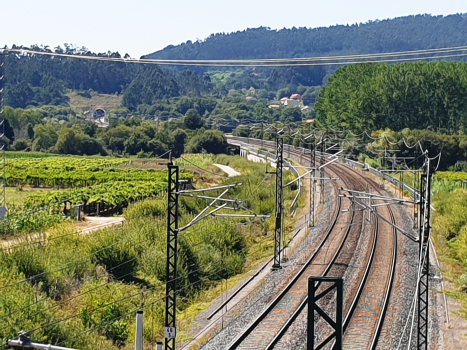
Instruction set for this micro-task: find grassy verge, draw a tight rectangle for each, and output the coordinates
[432,183,467,319]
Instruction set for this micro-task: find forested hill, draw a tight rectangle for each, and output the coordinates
[145,14,467,60]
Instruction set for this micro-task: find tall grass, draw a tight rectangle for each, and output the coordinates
[431,187,467,319]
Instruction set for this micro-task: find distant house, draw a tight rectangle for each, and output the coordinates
[246,96,257,102]
[269,93,311,111]
[280,94,303,109]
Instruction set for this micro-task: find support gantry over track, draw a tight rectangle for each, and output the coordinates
[273,137,284,269]
[0,52,6,217]
[418,158,432,350]
[164,153,270,350]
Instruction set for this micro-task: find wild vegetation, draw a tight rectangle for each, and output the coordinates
[314,62,467,133]
[0,155,300,348]
[429,182,467,318]
[5,11,467,340]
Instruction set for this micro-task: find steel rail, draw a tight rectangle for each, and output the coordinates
[225,153,365,349]
[225,181,345,349]
[368,205,397,349]
[263,161,379,350]
[339,164,398,349]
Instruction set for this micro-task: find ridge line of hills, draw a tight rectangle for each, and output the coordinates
[144,14,467,61]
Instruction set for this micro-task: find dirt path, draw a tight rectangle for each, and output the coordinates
[1,216,124,249]
[73,216,124,234]
[212,164,241,177]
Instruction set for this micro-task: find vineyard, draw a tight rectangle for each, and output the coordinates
[25,181,167,208]
[0,156,192,237]
[5,157,192,188]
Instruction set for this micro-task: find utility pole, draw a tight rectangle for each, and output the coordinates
[309,137,316,227]
[0,52,6,217]
[165,152,179,350]
[273,137,284,269]
[417,158,431,350]
[414,170,420,229]
[163,152,270,349]
[261,123,264,147]
[320,137,326,204]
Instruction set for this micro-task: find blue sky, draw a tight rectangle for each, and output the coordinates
[2,0,467,58]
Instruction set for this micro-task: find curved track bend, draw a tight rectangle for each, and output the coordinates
[224,137,398,350]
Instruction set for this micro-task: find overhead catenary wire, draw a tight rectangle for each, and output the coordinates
[178,156,228,177]
[52,263,230,347]
[0,174,272,297]
[1,172,178,252]
[0,258,140,328]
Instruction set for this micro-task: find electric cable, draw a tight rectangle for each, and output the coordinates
[0,216,278,333]
[3,45,467,67]
[1,175,276,318]
[53,263,230,347]
[1,172,176,252]
[0,258,139,327]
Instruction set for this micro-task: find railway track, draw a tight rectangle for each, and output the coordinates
[341,168,397,349]
[221,137,398,349]
[225,178,352,349]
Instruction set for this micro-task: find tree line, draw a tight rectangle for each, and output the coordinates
[2,106,229,157]
[314,61,467,133]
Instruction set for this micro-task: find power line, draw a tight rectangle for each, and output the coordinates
[52,263,230,347]
[177,156,228,177]
[1,180,277,316]
[2,46,467,67]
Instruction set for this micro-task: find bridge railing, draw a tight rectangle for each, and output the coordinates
[228,139,302,214]
[228,136,421,205]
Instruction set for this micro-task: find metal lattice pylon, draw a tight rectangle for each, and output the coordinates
[0,52,6,214]
[309,138,316,227]
[273,137,284,269]
[308,277,343,350]
[320,139,326,204]
[417,161,431,350]
[165,162,179,350]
